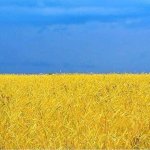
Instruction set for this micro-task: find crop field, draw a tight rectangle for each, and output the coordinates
[0,74,150,149]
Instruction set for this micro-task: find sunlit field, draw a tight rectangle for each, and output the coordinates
[0,74,150,149]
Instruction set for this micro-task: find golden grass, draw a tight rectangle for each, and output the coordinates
[0,74,150,149]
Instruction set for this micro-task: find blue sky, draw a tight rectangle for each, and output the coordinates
[0,0,150,73]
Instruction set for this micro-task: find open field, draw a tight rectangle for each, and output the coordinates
[0,74,150,149]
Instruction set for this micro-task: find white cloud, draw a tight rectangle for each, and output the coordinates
[0,5,137,16]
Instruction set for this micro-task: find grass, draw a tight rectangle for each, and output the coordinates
[0,74,150,149]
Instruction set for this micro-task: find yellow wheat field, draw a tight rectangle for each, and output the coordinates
[0,74,150,149]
